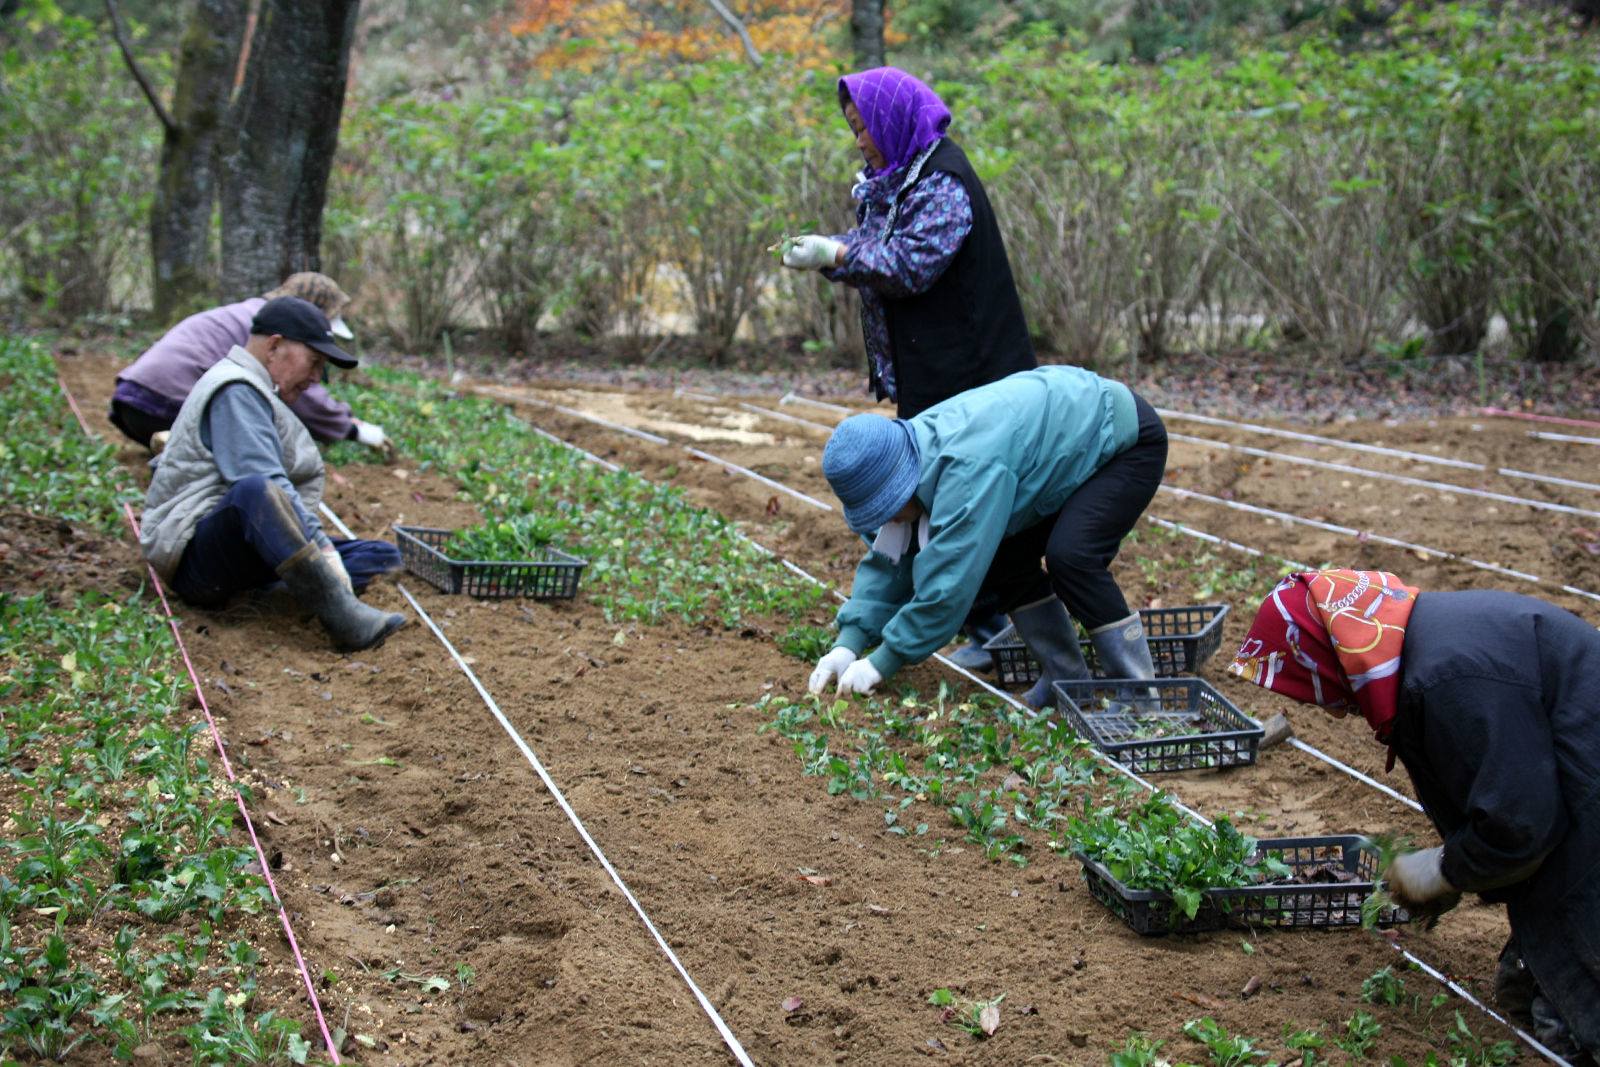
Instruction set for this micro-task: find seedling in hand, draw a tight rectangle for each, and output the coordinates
[767,220,820,262]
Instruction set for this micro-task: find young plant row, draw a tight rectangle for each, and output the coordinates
[328,367,827,627]
[0,335,141,534]
[0,589,311,1064]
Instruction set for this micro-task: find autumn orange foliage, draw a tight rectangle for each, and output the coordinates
[508,0,855,71]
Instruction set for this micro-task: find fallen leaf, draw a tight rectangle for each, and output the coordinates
[613,630,628,647]
[329,470,353,487]
[782,997,803,1013]
[1242,975,1262,998]
[927,1037,946,1051]
[411,492,426,504]
[1411,549,1431,562]
[1175,992,1227,1011]
[1357,530,1371,544]
[867,903,890,914]
[978,1004,1001,1036]
[265,811,289,826]
[1000,773,1026,792]
[802,875,834,887]
[765,495,781,517]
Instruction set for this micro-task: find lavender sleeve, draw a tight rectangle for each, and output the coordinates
[289,383,357,443]
[828,172,973,299]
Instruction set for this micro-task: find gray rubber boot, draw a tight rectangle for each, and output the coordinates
[1008,596,1089,710]
[948,612,1007,672]
[276,543,407,652]
[1087,611,1159,704]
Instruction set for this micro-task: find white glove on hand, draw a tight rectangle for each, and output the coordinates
[354,421,387,448]
[808,647,857,695]
[1385,846,1455,906]
[837,657,884,698]
[782,235,845,271]
[321,544,354,594]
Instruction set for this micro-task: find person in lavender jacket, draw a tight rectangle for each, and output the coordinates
[110,272,388,452]
[782,67,1038,671]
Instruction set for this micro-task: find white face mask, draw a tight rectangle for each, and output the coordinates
[870,512,931,564]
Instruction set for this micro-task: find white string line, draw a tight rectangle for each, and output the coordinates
[1156,409,1486,471]
[1146,516,1307,569]
[1169,432,1600,522]
[396,584,757,1067]
[1157,485,1579,590]
[1397,948,1575,1067]
[318,501,356,539]
[737,402,835,434]
[781,391,850,414]
[1285,739,1424,813]
[471,386,670,445]
[446,424,1558,1062]
[673,389,724,403]
[1500,467,1600,496]
[1527,429,1600,447]
[684,447,835,511]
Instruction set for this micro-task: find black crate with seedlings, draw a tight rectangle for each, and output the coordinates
[395,525,586,599]
[1053,677,1264,773]
[984,604,1230,686]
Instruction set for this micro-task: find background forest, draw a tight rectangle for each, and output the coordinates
[2,0,1598,373]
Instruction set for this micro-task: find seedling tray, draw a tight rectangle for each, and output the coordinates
[1075,835,1408,935]
[394,525,586,600]
[983,605,1230,686]
[1053,677,1262,774]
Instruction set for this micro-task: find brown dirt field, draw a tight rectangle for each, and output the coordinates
[50,349,1565,1067]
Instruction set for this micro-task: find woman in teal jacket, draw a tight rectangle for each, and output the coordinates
[809,366,1168,706]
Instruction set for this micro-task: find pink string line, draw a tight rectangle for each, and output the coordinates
[1481,406,1600,431]
[55,376,340,1061]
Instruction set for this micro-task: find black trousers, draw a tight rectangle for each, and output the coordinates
[968,393,1167,629]
[108,401,174,449]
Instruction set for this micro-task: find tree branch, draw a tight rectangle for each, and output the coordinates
[104,0,179,136]
[705,0,763,67]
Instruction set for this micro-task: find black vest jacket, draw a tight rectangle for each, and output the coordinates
[877,138,1036,419]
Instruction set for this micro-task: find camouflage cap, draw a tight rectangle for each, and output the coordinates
[263,272,352,319]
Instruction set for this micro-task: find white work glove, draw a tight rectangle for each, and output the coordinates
[837,657,884,698]
[782,235,845,272]
[1385,846,1455,906]
[321,544,354,593]
[808,647,857,695]
[354,421,387,448]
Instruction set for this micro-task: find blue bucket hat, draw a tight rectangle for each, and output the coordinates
[823,414,922,534]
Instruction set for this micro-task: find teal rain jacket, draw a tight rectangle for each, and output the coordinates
[835,366,1140,678]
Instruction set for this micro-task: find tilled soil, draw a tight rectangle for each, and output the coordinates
[50,349,1562,1067]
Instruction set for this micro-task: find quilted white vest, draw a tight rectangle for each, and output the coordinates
[139,346,325,579]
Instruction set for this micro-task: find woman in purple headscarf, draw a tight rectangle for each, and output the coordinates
[780,66,1036,421]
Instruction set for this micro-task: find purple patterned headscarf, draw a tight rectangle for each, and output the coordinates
[838,67,952,174]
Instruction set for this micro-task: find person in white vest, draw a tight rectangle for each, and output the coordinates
[139,297,406,652]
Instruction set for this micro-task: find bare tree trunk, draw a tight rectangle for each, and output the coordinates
[151,0,249,321]
[218,0,360,298]
[851,0,885,69]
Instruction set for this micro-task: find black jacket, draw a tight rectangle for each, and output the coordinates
[878,138,1036,419]
[1391,589,1600,1047]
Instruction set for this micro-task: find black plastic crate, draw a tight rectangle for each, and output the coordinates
[394,525,586,600]
[1053,677,1263,774]
[1075,835,1408,935]
[983,605,1230,686]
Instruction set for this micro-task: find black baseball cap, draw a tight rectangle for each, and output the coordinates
[250,296,357,368]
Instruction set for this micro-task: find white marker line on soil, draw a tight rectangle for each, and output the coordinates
[684,447,835,511]
[1157,486,1565,588]
[1484,406,1600,431]
[1170,432,1600,522]
[473,386,671,444]
[396,583,758,1067]
[1499,467,1600,496]
[1526,429,1600,447]
[1283,739,1424,813]
[781,391,850,413]
[673,389,724,403]
[528,425,621,471]
[1398,948,1576,1067]
[318,501,356,539]
[738,402,835,433]
[58,379,344,1062]
[1157,409,1486,471]
[1146,516,1308,569]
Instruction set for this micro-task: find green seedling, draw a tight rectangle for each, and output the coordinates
[346,757,404,768]
[767,220,820,261]
[776,623,833,661]
[1445,1011,1518,1067]
[1110,1033,1167,1067]
[1335,1011,1382,1059]
[446,512,568,561]
[1358,832,1416,929]
[455,962,477,993]
[184,988,310,1066]
[360,713,397,726]
[1361,965,1406,1007]
[1284,1023,1326,1067]
[1183,1017,1265,1067]
[927,988,1005,1038]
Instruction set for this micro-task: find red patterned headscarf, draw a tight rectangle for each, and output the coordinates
[1229,571,1419,749]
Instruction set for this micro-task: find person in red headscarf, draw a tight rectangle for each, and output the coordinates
[1231,571,1600,1063]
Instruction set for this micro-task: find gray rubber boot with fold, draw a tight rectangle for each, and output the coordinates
[1087,611,1159,704]
[1009,596,1090,710]
[277,543,407,653]
[948,612,1007,672]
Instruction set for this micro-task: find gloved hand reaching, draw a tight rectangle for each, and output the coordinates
[354,421,387,449]
[1385,846,1454,904]
[808,647,857,695]
[321,544,354,593]
[837,657,883,698]
[782,235,845,271]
